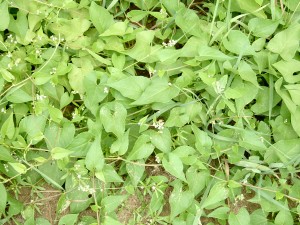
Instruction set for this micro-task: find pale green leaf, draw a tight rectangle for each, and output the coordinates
[85,138,104,172]
[162,153,186,182]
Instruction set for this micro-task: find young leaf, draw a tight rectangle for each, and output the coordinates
[101,195,127,213]
[201,182,229,209]
[127,135,154,160]
[85,138,104,172]
[1,114,15,139]
[0,2,9,31]
[108,76,150,100]
[132,77,179,105]
[89,2,114,34]
[169,181,194,219]
[51,147,73,160]
[162,153,186,182]
[0,183,7,215]
[228,208,250,225]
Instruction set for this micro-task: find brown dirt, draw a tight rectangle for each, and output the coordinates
[8,183,62,225]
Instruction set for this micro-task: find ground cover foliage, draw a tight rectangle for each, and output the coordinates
[0,0,300,224]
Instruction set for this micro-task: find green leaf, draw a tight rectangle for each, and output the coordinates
[248,18,279,38]
[0,2,9,31]
[192,125,212,156]
[223,30,254,55]
[146,129,172,153]
[101,195,127,213]
[169,182,194,219]
[110,129,130,155]
[48,106,63,124]
[89,2,114,34]
[100,22,131,37]
[132,77,180,105]
[162,153,186,182]
[51,147,73,160]
[238,60,259,87]
[108,76,150,100]
[175,6,203,37]
[100,102,127,139]
[48,18,90,41]
[229,208,250,225]
[127,135,154,160]
[101,164,123,183]
[236,0,267,18]
[103,216,123,225]
[273,59,300,83]
[6,86,33,103]
[58,214,78,225]
[0,183,7,215]
[208,207,230,220]
[8,162,27,174]
[250,209,268,225]
[186,167,209,196]
[1,114,15,139]
[126,160,145,186]
[275,210,293,225]
[201,182,229,209]
[197,46,232,61]
[267,24,300,60]
[85,138,104,172]
[126,30,156,62]
[0,146,16,162]
[0,68,15,82]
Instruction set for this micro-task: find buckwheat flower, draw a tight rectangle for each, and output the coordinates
[7,52,12,58]
[151,186,156,191]
[36,94,47,101]
[3,164,9,172]
[104,87,109,94]
[153,119,164,130]
[162,42,168,47]
[50,67,57,75]
[1,108,7,113]
[155,155,160,163]
[14,58,21,66]
[72,112,77,119]
[35,49,42,56]
[168,39,177,47]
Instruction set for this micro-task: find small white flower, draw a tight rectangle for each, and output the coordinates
[77,174,81,179]
[7,52,12,58]
[4,164,9,172]
[153,119,164,130]
[72,112,76,119]
[155,155,160,163]
[14,58,21,66]
[168,82,172,86]
[151,186,156,191]
[35,49,42,56]
[36,94,47,101]
[7,63,12,70]
[104,87,109,94]
[50,35,58,42]
[50,67,57,75]
[162,39,177,47]
[162,42,168,47]
[1,108,7,113]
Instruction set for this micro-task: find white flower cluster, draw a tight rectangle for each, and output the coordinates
[148,68,157,77]
[50,67,57,75]
[78,184,96,194]
[162,39,177,47]
[153,119,164,130]
[104,87,109,94]
[7,34,17,44]
[36,94,47,101]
